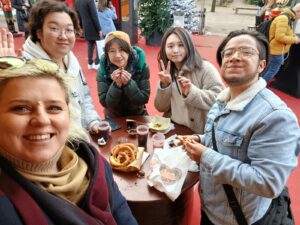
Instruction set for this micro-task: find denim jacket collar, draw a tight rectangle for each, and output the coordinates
[217,78,266,111]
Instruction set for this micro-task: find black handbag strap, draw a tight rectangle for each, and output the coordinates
[212,123,248,225]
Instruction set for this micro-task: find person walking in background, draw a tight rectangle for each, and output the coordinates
[76,0,102,70]
[262,3,300,84]
[0,0,19,35]
[182,30,299,225]
[20,0,109,134]
[257,0,265,16]
[12,0,31,38]
[259,0,276,19]
[154,27,224,134]
[97,0,117,38]
[97,31,150,118]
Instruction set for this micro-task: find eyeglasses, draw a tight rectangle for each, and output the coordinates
[0,57,59,72]
[221,47,259,59]
[47,26,75,37]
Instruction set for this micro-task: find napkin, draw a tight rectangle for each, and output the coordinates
[147,147,190,201]
[164,135,200,172]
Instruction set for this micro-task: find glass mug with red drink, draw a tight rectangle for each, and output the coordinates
[136,125,149,147]
[98,121,110,143]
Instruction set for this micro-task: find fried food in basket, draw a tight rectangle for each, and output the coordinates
[109,143,138,168]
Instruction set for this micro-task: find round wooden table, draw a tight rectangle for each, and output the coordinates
[93,116,199,225]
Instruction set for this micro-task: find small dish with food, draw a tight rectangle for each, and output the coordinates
[149,116,171,133]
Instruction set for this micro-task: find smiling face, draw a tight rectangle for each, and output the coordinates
[107,41,130,68]
[165,33,187,69]
[220,35,266,88]
[37,12,76,62]
[0,77,70,163]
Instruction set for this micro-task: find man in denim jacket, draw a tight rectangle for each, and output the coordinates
[184,30,299,225]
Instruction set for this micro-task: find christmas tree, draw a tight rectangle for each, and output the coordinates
[170,0,204,33]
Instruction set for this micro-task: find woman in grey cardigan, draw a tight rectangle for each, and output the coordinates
[154,27,224,133]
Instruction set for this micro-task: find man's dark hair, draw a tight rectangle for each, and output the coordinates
[28,0,81,43]
[216,30,269,66]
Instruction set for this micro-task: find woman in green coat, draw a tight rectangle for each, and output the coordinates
[97,31,150,118]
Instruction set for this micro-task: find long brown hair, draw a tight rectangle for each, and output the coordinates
[98,0,108,12]
[157,27,203,75]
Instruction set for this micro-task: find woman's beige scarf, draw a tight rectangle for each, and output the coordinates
[1,146,89,204]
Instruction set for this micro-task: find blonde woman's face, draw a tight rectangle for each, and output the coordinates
[165,33,187,69]
[0,77,70,163]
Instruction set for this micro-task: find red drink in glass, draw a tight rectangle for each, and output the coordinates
[99,121,110,142]
[137,125,149,147]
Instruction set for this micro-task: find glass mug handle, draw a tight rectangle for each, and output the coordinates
[97,137,107,146]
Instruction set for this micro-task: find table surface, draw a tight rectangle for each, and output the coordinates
[93,116,199,202]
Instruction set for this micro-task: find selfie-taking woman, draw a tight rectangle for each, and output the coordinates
[0,58,138,225]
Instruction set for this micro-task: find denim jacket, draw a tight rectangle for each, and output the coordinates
[199,78,299,225]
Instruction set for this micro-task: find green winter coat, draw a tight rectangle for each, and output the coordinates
[96,46,150,118]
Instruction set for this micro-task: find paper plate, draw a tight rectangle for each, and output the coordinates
[149,116,171,133]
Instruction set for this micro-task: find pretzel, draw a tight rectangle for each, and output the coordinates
[109,143,138,168]
[112,143,137,158]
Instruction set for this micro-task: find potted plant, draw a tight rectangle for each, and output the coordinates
[138,0,172,46]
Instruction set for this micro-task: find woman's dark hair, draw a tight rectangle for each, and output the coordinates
[158,27,203,75]
[104,38,132,55]
[104,38,133,67]
[216,29,269,66]
[28,0,81,43]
